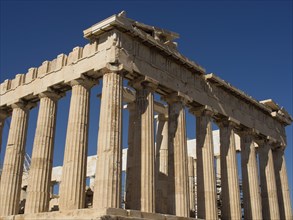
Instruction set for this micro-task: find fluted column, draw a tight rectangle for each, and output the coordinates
[167,97,189,217]
[93,71,123,209]
[25,91,62,213]
[218,119,241,220]
[155,114,168,214]
[0,102,30,216]
[59,78,94,210]
[240,130,262,220]
[273,147,292,220]
[126,79,156,212]
[193,107,218,220]
[125,102,136,209]
[188,157,195,217]
[0,111,7,156]
[258,140,280,220]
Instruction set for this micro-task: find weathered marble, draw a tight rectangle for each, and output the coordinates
[155,114,169,214]
[258,141,280,220]
[0,103,30,216]
[194,108,218,220]
[59,79,93,210]
[218,120,241,220]
[240,131,262,220]
[273,148,292,220]
[25,92,61,213]
[93,71,123,208]
[126,80,156,212]
[167,98,189,217]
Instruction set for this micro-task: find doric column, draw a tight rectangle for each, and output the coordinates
[193,158,198,218]
[155,113,168,214]
[126,78,156,212]
[25,91,62,213]
[193,107,218,220]
[188,156,195,217]
[0,111,8,180]
[258,139,280,220]
[273,147,292,220]
[59,78,95,210]
[93,71,123,209]
[0,111,8,156]
[218,119,241,220]
[240,130,262,220]
[0,102,30,216]
[125,102,136,209]
[167,95,189,217]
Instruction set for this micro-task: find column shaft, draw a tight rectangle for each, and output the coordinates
[59,81,91,210]
[128,87,155,212]
[0,104,29,216]
[259,143,280,220]
[25,93,58,213]
[125,103,136,209]
[273,148,292,220]
[168,101,189,217]
[196,111,218,220]
[155,114,168,214]
[93,71,123,208]
[240,133,262,220]
[0,112,6,155]
[188,157,195,217]
[219,122,241,219]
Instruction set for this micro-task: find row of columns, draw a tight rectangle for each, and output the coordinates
[0,71,292,220]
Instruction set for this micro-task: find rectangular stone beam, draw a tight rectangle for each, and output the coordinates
[116,31,288,144]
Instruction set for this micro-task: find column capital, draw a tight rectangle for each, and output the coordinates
[255,136,278,148]
[38,90,65,101]
[69,75,98,89]
[163,91,191,105]
[216,116,240,128]
[11,100,36,111]
[238,127,260,137]
[189,105,215,117]
[129,76,158,91]
[157,113,168,121]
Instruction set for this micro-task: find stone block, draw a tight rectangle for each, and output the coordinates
[67,47,83,64]
[37,61,49,77]
[11,74,25,89]
[25,68,37,83]
[56,54,67,69]
[0,79,11,94]
[82,41,98,58]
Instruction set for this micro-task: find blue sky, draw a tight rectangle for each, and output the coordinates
[1,0,292,208]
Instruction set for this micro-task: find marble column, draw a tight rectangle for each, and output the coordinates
[0,103,30,216]
[273,148,292,220]
[127,81,156,212]
[155,114,168,214]
[218,120,241,220]
[193,158,198,219]
[194,108,218,220]
[59,78,94,210]
[167,98,189,217]
[258,140,280,220]
[25,92,61,213]
[0,111,7,156]
[125,102,136,209]
[188,156,195,216]
[240,131,262,220]
[93,71,123,209]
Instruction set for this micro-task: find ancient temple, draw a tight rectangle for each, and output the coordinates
[0,12,292,220]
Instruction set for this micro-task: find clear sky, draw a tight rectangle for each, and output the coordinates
[1,0,292,209]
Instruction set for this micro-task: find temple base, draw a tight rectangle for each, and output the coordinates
[0,208,201,220]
